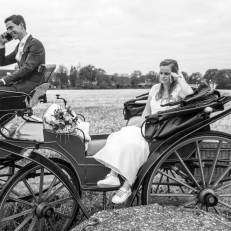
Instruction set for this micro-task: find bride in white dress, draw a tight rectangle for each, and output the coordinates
[93,59,194,204]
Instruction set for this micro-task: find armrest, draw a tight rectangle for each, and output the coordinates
[38,64,56,83]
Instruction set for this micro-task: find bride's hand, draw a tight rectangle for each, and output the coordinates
[171,71,184,82]
[171,72,180,82]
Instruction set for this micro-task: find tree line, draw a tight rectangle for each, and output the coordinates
[50,64,231,89]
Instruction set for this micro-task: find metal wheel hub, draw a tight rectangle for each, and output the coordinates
[198,188,218,207]
[35,201,54,218]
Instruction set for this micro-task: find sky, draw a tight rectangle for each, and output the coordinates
[0,0,231,75]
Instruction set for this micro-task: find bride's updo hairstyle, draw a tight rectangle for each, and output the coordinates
[155,59,179,100]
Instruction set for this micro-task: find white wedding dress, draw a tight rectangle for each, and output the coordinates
[94,83,181,185]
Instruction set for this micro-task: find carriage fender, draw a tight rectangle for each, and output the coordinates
[0,141,90,218]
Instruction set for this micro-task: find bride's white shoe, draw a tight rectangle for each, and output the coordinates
[97,173,120,187]
[112,187,131,204]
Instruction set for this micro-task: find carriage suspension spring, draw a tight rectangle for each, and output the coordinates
[171,165,190,181]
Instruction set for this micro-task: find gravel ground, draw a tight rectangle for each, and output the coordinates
[72,204,231,231]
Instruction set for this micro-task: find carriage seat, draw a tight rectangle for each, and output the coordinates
[86,134,109,156]
[28,64,56,107]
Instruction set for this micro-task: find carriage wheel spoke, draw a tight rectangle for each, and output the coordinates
[10,189,22,197]
[170,169,185,193]
[1,208,34,222]
[8,196,33,206]
[50,196,74,206]
[196,141,206,188]
[39,167,44,201]
[38,218,41,231]
[213,206,220,215]
[218,200,231,210]
[207,140,222,187]
[43,176,58,200]
[177,198,198,210]
[154,172,164,194]
[151,193,197,197]
[215,181,231,192]
[15,214,34,231]
[166,170,170,193]
[174,151,202,190]
[54,209,72,218]
[23,178,38,202]
[158,169,198,192]
[212,164,231,189]
[169,169,185,193]
[47,184,65,201]
[47,218,56,231]
[218,194,231,197]
[28,216,37,231]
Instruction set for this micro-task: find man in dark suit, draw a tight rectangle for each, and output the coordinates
[0,15,45,96]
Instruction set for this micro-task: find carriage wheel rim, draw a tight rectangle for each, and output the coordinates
[143,132,231,221]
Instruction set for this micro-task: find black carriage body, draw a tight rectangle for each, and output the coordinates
[1,79,231,230]
[0,119,118,191]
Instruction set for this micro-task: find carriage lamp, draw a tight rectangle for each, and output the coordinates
[56,94,67,107]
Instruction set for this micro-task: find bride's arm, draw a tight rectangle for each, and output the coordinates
[172,71,193,98]
[136,96,152,127]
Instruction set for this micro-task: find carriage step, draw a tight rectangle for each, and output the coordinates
[82,185,120,192]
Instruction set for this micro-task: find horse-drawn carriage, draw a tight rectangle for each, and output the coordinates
[0,68,231,230]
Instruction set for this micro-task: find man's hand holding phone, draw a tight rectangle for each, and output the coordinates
[0,32,12,45]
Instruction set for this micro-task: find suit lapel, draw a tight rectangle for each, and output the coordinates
[18,35,33,66]
[23,35,33,53]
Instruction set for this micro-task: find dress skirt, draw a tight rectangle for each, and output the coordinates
[93,126,149,185]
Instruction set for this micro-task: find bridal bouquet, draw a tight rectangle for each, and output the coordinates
[48,105,78,134]
[43,104,91,142]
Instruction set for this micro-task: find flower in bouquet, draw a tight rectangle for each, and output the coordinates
[49,105,79,134]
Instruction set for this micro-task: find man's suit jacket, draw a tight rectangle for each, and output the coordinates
[0,35,45,93]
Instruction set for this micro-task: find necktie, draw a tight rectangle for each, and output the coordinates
[16,42,24,61]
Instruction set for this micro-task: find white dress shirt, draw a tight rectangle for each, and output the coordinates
[15,33,31,62]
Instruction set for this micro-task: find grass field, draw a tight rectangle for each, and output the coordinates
[33,89,149,134]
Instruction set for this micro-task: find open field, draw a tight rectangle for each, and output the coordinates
[33,89,149,134]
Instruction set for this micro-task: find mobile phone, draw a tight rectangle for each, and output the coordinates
[5,33,12,41]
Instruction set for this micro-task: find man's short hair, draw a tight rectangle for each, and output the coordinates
[4,15,26,30]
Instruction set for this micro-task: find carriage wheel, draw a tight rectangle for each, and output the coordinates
[142,131,231,221]
[0,158,80,231]
[0,157,24,189]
